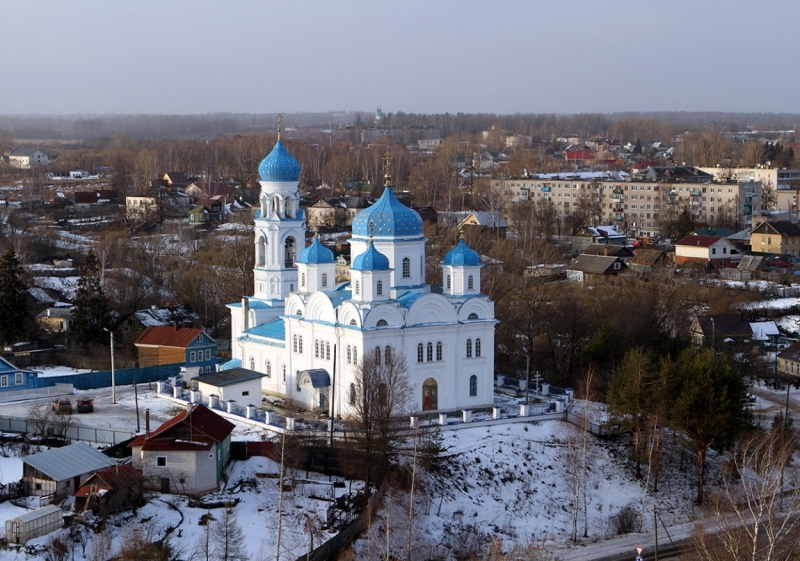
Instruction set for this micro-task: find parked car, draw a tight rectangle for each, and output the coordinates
[52,398,72,414]
[76,398,94,413]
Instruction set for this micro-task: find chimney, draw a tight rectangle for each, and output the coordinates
[242,297,250,331]
[604,242,609,257]
[145,409,150,438]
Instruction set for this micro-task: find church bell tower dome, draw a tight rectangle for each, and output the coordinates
[258,139,301,182]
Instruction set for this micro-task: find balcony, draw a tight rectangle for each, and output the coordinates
[610,194,624,203]
[690,189,702,197]
[543,195,551,202]
[691,199,701,207]
[540,186,551,193]
[614,213,624,221]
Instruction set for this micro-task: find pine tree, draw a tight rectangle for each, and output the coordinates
[72,251,110,346]
[0,245,28,345]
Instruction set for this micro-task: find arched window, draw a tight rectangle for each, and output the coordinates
[376,319,388,327]
[417,343,424,363]
[446,275,451,289]
[301,273,306,287]
[402,257,411,278]
[321,273,328,288]
[350,319,357,326]
[375,347,381,365]
[250,357,255,370]
[266,360,271,378]
[293,334,298,353]
[295,309,302,316]
[436,342,443,361]
[290,284,294,292]
[282,365,286,382]
[466,339,473,358]
[326,342,331,360]
[427,342,433,362]
[468,312,479,320]
[347,345,352,364]
[384,346,391,364]
[349,383,356,405]
[298,337,303,354]
[315,340,320,358]
[475,338,482,358]
[420,255,424,276]
[468,275,474,290]
[353,347,357,364]
[376,280,383,296]
[354,280,360,296]
[469,375,478,397]
[285,237,296,268]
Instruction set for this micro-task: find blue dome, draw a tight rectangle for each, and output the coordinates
[443,238,480,266]
[352,243,390,271]
[297,237,334,265]
[351,187,422,238]
[258,139,301,182]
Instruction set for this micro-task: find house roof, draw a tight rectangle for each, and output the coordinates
[36,308,73,319]
[73,192,97,204]
[582,244,635,258]
[675,234,724,248]
[299,369,331,388]
[752,221,800,237]
[694,227,735,237]
[195,367,265,388]
[750,321,779,341]
[132,305,200,328]
[128,404,234,451]
[568,254,626,274]
[460,211,508,228]
[695,314,753,339]
[75,463,142,497]
[163,171,190,184]
[24,442,116,482]
[134,325,211,348]
[779,340,800,363]
[10,149,43,157]
[630,249,668,267]
[737,255,766,271]
[576,225,626,240]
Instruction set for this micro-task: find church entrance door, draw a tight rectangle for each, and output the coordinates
[422,378,438,411]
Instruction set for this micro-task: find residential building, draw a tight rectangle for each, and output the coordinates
[36,307,73,333]
[134,326,216,371]
[0,357,38,393]
[74,464,144,514]
[750,221,800,256]
[8,149,50,168]
[571,225,627,249]
[128,404,234,496]
[778,341,800,378]
[125,189,192,221]
[226,132,497,414]
[690,314,753,347]
[566,254,626,283]
[306,198,344,229]
[674,235,740,268]
[628,249,671,274]
[23,442,115,497]
[581,244,635,260]
[185,181,235,203]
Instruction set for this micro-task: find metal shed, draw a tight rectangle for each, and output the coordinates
[5,505,63,544]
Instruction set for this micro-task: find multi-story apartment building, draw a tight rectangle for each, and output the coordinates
[699,167,800,212]
[492,167,761,240]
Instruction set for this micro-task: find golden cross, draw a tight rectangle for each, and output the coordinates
[277,113,283,139]
[383,151,393,186]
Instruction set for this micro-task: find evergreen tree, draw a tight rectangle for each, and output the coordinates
[72,251,110,346]
[0,245,28,345]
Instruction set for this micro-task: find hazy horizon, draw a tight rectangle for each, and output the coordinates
[2,0,798,116]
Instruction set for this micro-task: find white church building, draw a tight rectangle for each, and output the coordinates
[225,130,497,416]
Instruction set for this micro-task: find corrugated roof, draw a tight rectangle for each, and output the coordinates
[750,321,779,341]
[132,305,200,328]
[218,358,242,371]
[195,367,265,388]
[568,254,626,274]
[675,234,723,248]
[144,404,233,444]
[135,325,209,348]
[245,318,285,341]
[24,442,115,482]
[10,505,63,523]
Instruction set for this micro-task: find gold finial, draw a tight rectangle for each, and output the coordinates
[277,113,283,140]
[368,220,375,243]
[459,227,465,240]
[383,151,393,187]
[313,230,319,239]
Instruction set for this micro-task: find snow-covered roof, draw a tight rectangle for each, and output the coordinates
[750,321,779,341]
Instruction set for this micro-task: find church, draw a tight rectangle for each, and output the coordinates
[225,125,497,416]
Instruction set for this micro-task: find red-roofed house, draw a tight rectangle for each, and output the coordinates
[674,234,740,268]
[74,463,144,514]
[134,325,216,371]
[128,404,234,496]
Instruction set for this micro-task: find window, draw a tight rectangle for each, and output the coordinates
[417,343,424,363]
[375,347,381,365]
[712,248,716,255]
[298,337,303,354]
[384,346,391,364]
[293,335,298,353]
[250,357,255,370]
[446,275,451,289]
[402,257,410,278]
[266,360,272,378]
[427,342,433,362]
[315,340,320,358]
[301,273,306,287]
[353,347,357,364]
[349,383,356,405]
[475,338,482,358]
[321,273,328,288]
[283,365,286,382]
[376,319,388,327]
[436,342,443,361]
[470,375,477,397]
[15,372,22,385]
[347,345,352,364]
[350,319,357,326]
[468,276,474,290]
[355,280,360,295]
[190,351,196,363]
[376,280,383,296]
[242,391,249,397]
[466,339,472,358]
[326,342,331,360]
[723,247,727,254]
[468,312,478,320]
[198,334,204,342]
[205,349,211,360]
[156,456,167,467]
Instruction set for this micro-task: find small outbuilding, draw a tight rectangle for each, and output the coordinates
[23,441,116,497]
[194,367,265,403]
[5,505,63,544]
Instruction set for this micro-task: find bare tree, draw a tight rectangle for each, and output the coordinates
[27,403,53,440]
[213,506,248,561]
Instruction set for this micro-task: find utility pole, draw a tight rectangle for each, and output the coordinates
[329,115,333,149]
[525,355,530,404]
[653,505,658,561]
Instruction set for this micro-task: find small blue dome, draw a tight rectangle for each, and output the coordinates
[443,238,480,266]
[297,237,334,265]
[351,187,422,238]
[258,139,301,182]
[352,243,390,271]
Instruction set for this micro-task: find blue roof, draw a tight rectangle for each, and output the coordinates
[218,358,242,371]
[245,318,286,341]
[351,187,422,238]
[352,242,390,271]
[397,291,423,309]
[258,139,301,182]
[297,237,335,264]
[443,238,480,266]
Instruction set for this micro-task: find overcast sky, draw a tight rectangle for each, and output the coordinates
[1,0,797,115]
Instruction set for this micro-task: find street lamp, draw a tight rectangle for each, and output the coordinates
[103,328,116,404]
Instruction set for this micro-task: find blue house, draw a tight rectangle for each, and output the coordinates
[0,357,38,392]
[134,326,217,372]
